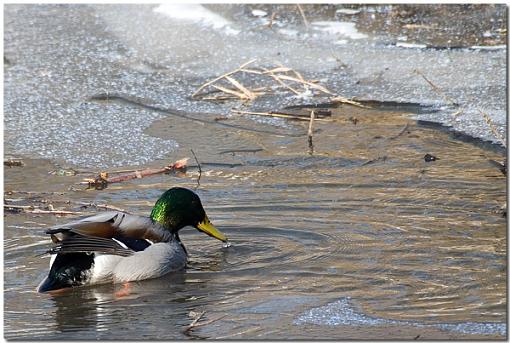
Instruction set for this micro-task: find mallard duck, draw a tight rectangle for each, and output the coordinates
[37,187,227,293]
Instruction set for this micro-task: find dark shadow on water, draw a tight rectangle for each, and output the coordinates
[417,119,507,155]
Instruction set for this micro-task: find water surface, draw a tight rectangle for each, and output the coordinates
[4,105,506,340]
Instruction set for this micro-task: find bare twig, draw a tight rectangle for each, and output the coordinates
[296,4,309,28]
[190,149,202,189]
[183,311,206,333]
[415,69,460,112]
[185,314,226,332]
[308,110,315,155]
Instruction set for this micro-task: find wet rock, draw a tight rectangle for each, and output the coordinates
[424,153,438,162]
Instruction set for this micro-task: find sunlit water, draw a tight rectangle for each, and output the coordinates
[4,105,506,340]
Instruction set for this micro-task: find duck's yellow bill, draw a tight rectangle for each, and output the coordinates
[196,216,227,242]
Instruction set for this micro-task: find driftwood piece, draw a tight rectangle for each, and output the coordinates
[81,158,189,190]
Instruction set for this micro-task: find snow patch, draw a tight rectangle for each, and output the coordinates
[312,21,368,40]
[153,4,239,35]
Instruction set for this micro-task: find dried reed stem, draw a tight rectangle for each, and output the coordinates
[225,76,257,100]
[478,109,506,147]
[231,109,331,122]
[308,110,315,155]
[190,149,202,189]
[192,59,257,98]
[264,70,301,95]
[330,96,370,108]
[415,69,460,113]
[277,74,333,94]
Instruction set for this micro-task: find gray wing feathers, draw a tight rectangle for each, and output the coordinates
[44,211,173,257]
[47,235,134,257]
[46,211,172,242]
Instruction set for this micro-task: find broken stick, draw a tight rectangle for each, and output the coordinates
[81,158,189,190]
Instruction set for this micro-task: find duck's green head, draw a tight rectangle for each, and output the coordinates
[150,187,227,242]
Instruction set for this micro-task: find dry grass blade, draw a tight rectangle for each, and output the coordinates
[262,67,293,74]
[265,71,301,95]
[415,69,459,110]
[225,76,257,100]
[330,96,371,109]
[276,74,333,94]
[478,109,506,147]
[215,327,261,340]
[211,84,248,99]
[202,95,240,101]
[292,69,305,82]
[192,59,257,98]
[231,109,331,122]
[239,68,263,75]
